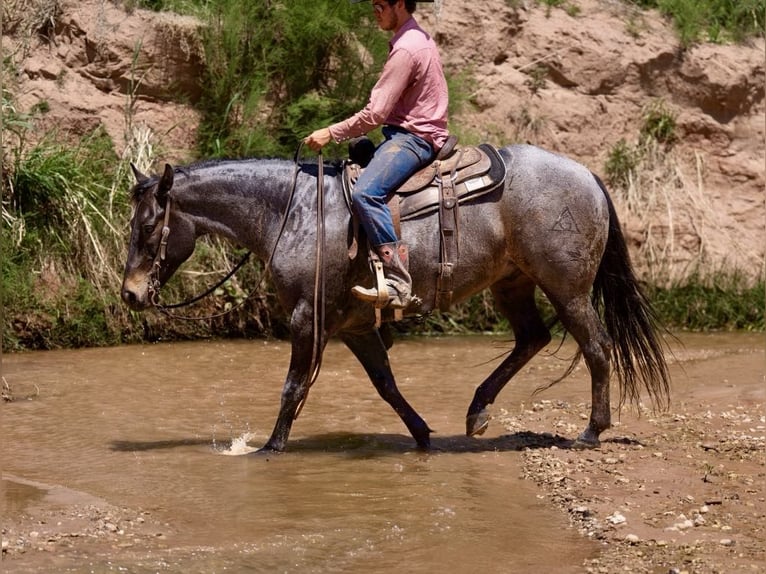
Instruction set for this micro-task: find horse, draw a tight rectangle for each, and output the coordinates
[121,143,670,453]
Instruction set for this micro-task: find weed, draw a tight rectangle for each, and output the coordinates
[524,65,549,94]
[626,0,765,44]
[605,139,641,189]
[640,99,677,145]
[648,272,765,331]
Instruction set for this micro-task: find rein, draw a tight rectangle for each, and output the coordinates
[149,145,307,320]
[296,147,325,418]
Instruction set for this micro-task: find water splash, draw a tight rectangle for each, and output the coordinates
[217,432,258,456]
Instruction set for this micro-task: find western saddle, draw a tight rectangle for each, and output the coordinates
[343,135,507,317]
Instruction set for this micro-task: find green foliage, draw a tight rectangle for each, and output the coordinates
[648,273,765,331]
[626,0,765,44]
[605,138,641,189]
[194,0,388,159]
[604,99,677,188]
[7,127,119,258]
[640,99,677,144]
[524,65,548,94]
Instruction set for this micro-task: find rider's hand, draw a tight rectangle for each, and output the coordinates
[304,128,332,152]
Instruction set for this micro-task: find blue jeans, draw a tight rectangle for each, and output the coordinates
[352,126,435,246]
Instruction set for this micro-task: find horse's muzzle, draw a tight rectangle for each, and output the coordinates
[121,280,151,311]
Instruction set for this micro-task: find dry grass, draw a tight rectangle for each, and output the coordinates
[3,0,62,47]
[613,139,764,286]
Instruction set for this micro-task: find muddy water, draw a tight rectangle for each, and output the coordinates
[2,334,762,572]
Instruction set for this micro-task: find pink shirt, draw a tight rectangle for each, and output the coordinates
[329,17,449,151]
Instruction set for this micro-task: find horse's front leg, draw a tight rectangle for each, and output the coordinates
[340,329,433,449]
[260,304,323,453]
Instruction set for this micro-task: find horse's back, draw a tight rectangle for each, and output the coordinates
[498,144,610,294]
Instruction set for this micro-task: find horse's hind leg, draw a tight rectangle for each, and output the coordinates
[340,329,433,449]
[551,294,613,447]
[466,276,551,436]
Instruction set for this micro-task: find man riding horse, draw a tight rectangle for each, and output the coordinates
[305,0,449,310]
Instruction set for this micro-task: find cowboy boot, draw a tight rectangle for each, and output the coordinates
[352,242,415,309]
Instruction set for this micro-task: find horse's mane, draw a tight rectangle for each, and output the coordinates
[130,156,344,202]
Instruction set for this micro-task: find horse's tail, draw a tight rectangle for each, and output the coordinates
[591,173,671,410]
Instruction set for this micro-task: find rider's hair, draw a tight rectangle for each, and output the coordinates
[387,0,417,13]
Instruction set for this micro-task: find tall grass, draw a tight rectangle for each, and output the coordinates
[626,0,765,44]
[191,0,389,158]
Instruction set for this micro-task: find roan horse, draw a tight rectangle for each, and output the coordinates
[121,143,670,453]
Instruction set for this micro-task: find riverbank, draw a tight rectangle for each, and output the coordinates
[510,333,765,572]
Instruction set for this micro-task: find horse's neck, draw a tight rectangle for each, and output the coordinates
[176,161,295,259]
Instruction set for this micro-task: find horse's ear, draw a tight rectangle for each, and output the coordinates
[130,162,149,183]
[157,163,174,206]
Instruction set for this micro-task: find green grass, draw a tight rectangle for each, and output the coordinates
[648,273,765,332]
[626,0,765,44]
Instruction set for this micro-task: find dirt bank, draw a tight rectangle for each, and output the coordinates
[3,0,764,278]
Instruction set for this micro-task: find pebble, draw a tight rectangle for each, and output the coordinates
[720,538,735,546]
[625,533,640,544]
[607,512,627,525]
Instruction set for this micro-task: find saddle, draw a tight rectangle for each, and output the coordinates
[342,139,507,314]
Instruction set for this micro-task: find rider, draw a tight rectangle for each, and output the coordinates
[304,0,449,310]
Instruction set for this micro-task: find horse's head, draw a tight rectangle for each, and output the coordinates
[121,163,196,310]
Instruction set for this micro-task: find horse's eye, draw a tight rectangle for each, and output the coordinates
[143,224,155,235]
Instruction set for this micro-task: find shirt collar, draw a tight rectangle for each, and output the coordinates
[389,15,417,49]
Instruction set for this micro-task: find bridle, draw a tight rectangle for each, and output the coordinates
[146,193,253,315]
[144,147,308,320]
[147,194,173,307]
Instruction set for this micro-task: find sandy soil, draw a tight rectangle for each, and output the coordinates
[3,337,763,573]
[506,339,765,573]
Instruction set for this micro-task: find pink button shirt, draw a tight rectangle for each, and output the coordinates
[329,16,449,151]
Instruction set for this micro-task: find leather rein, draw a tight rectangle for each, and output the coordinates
[147,144,319,324]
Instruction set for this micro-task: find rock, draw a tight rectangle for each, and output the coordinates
[607,512,627,525]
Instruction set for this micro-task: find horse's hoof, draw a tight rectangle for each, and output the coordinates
[413,426,434,450]
[251,444,284,459]
[466,410,490,437]
[572,428,601,449]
